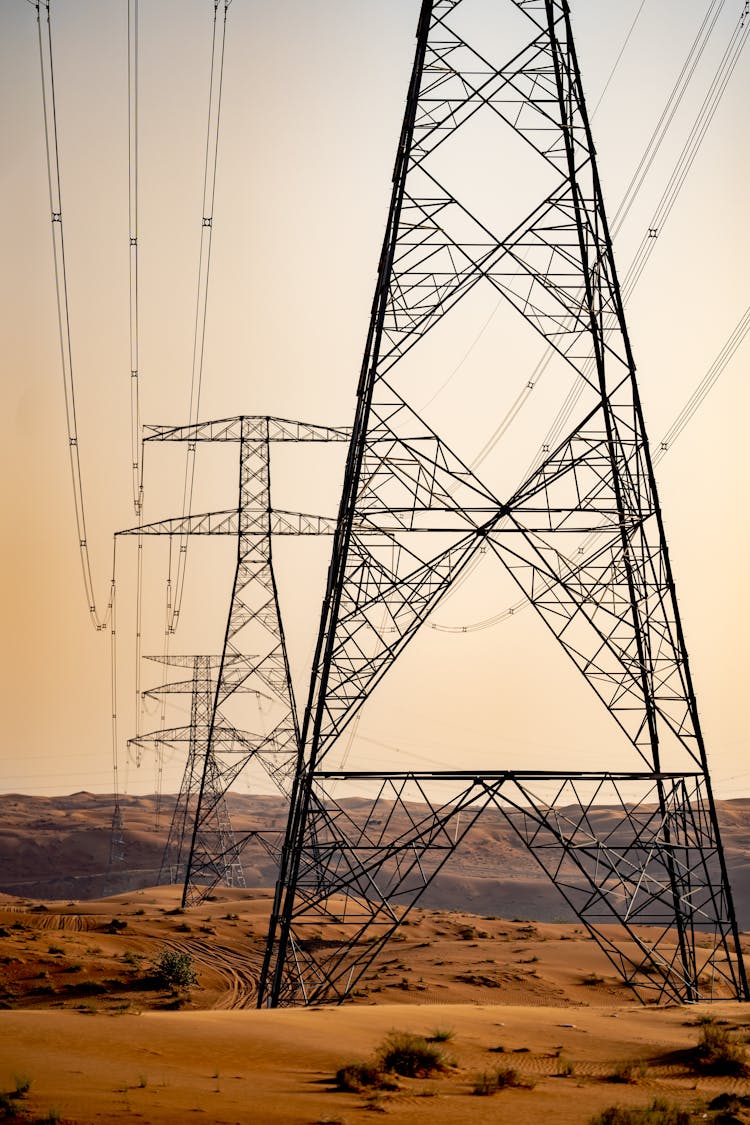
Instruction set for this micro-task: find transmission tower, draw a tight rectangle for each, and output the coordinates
[120,415,348,905]
[258,0,748,1007]
[129,653,277,888]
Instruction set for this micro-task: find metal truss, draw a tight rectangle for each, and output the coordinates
[258,0,747,1005]
[262,771,744,1005]
[119,415,349,905]
[130,654,267,889]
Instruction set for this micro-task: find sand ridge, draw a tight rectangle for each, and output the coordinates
[1,886,750,1122]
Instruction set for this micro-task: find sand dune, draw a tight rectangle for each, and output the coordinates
[0,884,749,1123]
[2,793,749,930]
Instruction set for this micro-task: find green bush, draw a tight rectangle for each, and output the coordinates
[152,949,197,990]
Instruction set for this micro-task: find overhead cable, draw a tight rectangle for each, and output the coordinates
[34,0,112,630]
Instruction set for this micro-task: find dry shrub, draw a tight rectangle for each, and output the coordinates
[336,1029,450,1096]
[377,1032,448,1078]
[472,1066,531,1096]
[335,1062,392,1093]
[589,1098,690,1125]
[609,1059,647,1084]
[693,1021,748,1077]
[471,1070,499,1096]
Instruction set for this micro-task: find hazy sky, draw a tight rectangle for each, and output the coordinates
[0,0,748,802]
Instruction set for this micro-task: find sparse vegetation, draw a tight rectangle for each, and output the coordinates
[12,1076,31,1100]
[496,1066,528,1088]
[335,1030,450,1096]
[609,1059,648,1084]
[378,1031,449,1077]
[0,1073,32,1118]
[335,1062,394,1093]
[471,1070,499,1096]
[470,1066,532,1094]
[588,1099,689,1125]
[692,1020,748,1076]
[427,1027,454,1043]
[151,949,197,991]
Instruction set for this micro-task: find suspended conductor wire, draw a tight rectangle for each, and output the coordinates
[108,540,121,824]
[468,0,732,479]
[590,0,649,117]
[166,0,232,636]
[422,0,653,419]
[431,1,748,633]
[35,0,111,632]
[128,0,143,517]
[126,0,149,770]
[511,0,749,492]
[430,303,750,634]
[425,1,739,621]
[652,304,750,465]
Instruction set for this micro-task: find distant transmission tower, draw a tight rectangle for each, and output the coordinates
[120,416,348,905]
[258,0,748,1006]
[129,654,267,888]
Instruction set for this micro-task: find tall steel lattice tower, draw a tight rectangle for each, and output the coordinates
[258,0,748,1007]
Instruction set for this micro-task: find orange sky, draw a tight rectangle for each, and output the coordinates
[0,0,748,800]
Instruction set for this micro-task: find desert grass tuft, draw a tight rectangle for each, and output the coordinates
[588,1099,689,1125]
[471,1070,499,1096]
[471,1066,532,1095]
[335,1061,394,1093]
[377,1031,449,1078]
[692,1020,748,1076]
[609,1059,647,1084]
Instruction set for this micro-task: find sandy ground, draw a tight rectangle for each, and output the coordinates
[2,1002,750,1123]
[0,886,750,1123]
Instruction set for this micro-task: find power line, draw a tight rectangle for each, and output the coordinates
[167,0,232,636]
[469,0,738,478]
[431,303,750,633]
[34,0,112,631]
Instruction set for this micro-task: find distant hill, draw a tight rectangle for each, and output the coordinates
[1,791,748,928]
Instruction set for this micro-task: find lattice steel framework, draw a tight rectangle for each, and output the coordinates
[120,415,349,904]
[258,0,747,1006]
[130,654,266,889]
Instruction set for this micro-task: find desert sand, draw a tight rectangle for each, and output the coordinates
[1,884,750,1123]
